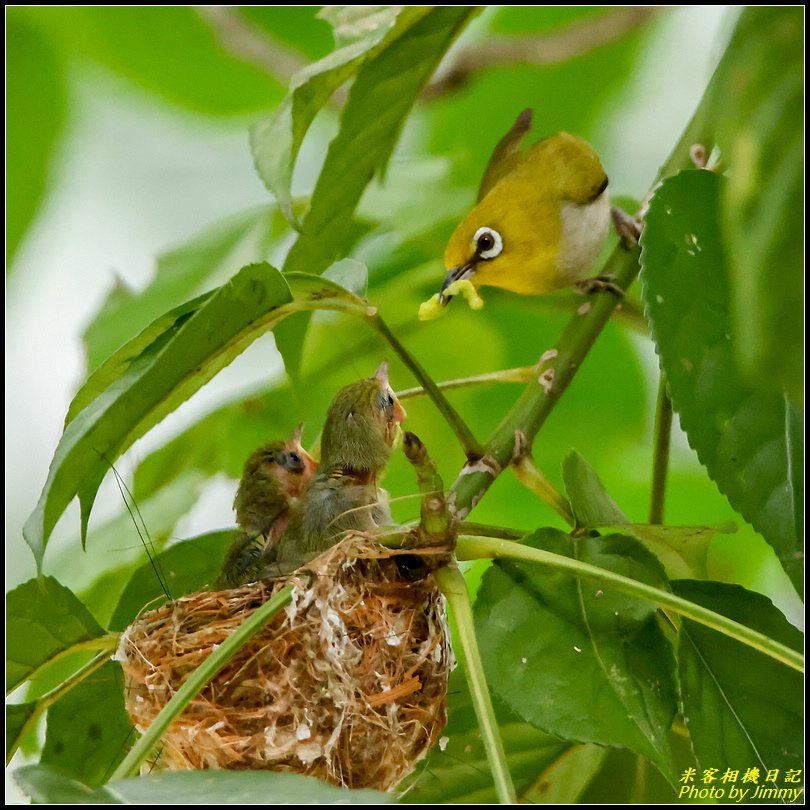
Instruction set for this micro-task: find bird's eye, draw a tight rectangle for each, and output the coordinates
[387,394,394,406]
[288,452,301,465]
[473,227,503,260]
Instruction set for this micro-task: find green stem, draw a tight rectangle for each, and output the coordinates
[396,366,536,400]
[109,585,295,781]
[6,649,112,764]
[369,312,485,460]
[455,536,803,673]
[434,564,517,804]
[402,432,451,541]
[512,456,575,526]
[649,374,673,524]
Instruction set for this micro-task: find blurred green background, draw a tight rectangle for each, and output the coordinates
[7,7,800,637]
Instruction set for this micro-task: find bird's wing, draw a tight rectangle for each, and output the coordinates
[477,109,534,202]
[525,132,608,205]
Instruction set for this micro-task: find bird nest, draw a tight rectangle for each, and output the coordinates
[118,534,453,791]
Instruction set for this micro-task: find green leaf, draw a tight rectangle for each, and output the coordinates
[277,6,476,374]
[6,12,66,269]
[474,528,677,782]
[562,449,629,527]
[66,292,212,426]
[673,580,803,777]
[109,530,236,631]
[6,577,105,694]
[6,701,37,763]
[402,671,574,804]
[24,264,368,568]
[713,7,803,403]
[251,6,431,224]
[82,206,281,374]
[13,764,120,804]
[42,661,132,786]
[594,523,733,580]
[109,771,393,804]
[640,170,802,592]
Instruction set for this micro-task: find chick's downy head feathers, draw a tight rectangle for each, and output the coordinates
[319,362,406,473]
[233,429,317,536]
[441,109,609,301]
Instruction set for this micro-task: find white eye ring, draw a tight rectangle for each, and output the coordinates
[473,226,503,260]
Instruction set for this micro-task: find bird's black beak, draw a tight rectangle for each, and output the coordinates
[438,261,476,305]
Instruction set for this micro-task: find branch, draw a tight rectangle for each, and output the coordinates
[196,6,315,87]
[423,7,662,99]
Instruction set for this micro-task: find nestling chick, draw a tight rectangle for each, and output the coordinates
[216,427,317,588]
[259,362,406,575]
[421,109,623,318]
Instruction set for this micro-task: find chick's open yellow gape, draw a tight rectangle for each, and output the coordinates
[419,108,611,318]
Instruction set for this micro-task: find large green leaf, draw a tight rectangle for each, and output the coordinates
[82,206,281,374]
[640,170,802,592]
[6,12,66,269]
[402,670,591,804]
[474,528,677,781]
[13,765,393,804]
[13,764,119,804]
[42,661,132,786]
[713,7,803,403]
[6,577,106,694]
[251,6,431,224]
[109,529,236,631]
[277,6,476,374]
[674,580,803,778]
[24,264,367,568]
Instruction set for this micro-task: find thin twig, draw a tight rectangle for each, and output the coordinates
[369,312,485,461]
[396,366,536,400]
[423,7,662,99]
[649,374,673,524]
[512,456,575,526]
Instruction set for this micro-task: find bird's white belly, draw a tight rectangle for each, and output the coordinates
[558,192,611,283]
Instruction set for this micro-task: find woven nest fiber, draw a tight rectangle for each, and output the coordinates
[118,534,453,790]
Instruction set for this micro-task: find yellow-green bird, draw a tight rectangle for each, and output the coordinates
[216,428,317,588]
[258,362,406,576]
[428,109,630,312]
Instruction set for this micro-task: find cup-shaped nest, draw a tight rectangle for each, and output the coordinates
[118,534,453,791]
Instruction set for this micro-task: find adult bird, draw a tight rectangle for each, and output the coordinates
[420,109,637,318]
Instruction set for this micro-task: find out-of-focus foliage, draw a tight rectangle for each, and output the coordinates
[7,5,803,805]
